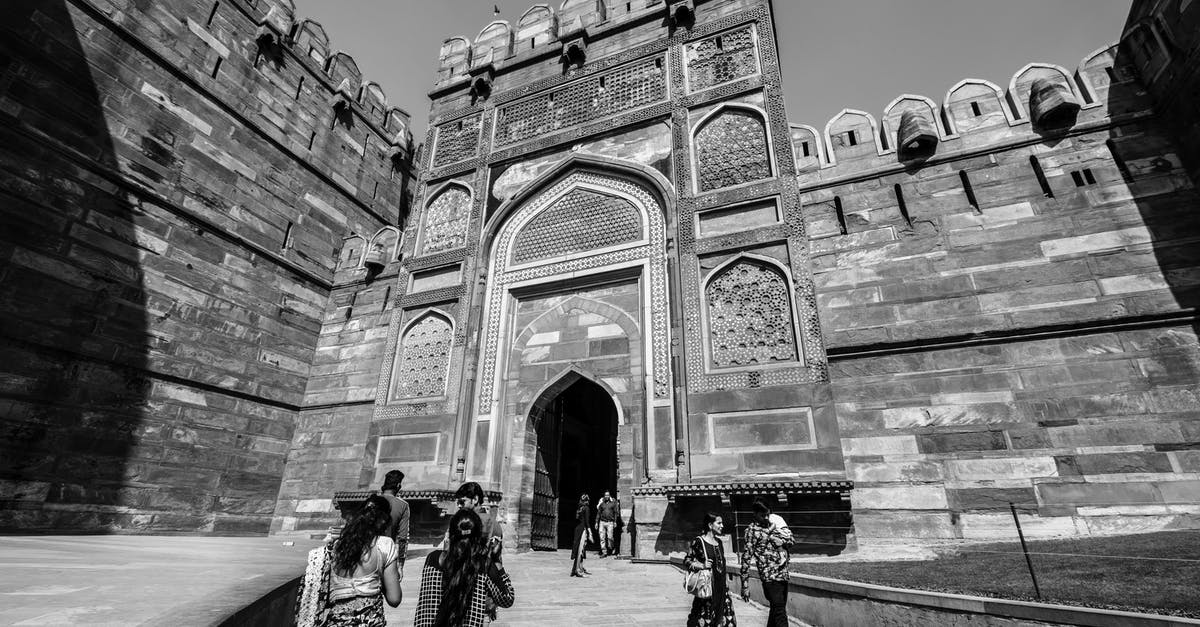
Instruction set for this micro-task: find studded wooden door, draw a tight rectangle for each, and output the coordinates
[530,404,561,550]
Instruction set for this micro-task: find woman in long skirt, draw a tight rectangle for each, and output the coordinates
[684,512,736,627]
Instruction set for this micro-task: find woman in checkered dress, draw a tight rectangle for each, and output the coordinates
[414,509,514,626]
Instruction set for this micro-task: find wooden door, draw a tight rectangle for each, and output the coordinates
[530,404,560,550]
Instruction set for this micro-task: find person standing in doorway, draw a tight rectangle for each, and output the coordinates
[380,470,410,567]
[685,512,736,627]
[569,493,592,577]
[739,499,793,627]
[596,491,619,557]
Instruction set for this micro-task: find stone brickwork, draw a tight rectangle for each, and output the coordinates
[794,1,1200,545]
[1,0,412,534]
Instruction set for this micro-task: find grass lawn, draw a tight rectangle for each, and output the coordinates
[790,530,1200,618]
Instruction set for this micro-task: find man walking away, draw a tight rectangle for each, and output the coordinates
[596,491,619,557]
[380,470,410,566]
[739,499,793,627]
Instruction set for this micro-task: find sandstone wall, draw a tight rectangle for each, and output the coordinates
[798,32,1200,543]
[1,0,410,534]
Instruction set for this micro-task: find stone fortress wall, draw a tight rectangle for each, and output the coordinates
[790,0,1200,544]
[346,0,1200,554]
[0,0,413,534]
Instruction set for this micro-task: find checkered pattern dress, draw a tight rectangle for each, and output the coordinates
[414,550,515,627]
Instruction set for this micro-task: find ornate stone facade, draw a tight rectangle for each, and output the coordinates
[7,0,1198,562]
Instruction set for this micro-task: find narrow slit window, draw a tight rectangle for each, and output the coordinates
[294,77,304,100]
[1083,168,1096,185]
[1030,155,1053,198]
[847,130,857,146]
[382,286,392,310]
[598,76,606,91]
[959,170,979,211]
[970,101,982,117]
[801,141,810,157]
[715,36,723,51]
[1107,139,1133,183]
[282,221,295,250]
[893,184,912,226]
[307,131,316,150]
[626,2,631,11]
[206,2,220,26]
[530,37,536,49]
[210,57,223,79]
[372,181,379,199]
[1071,171,1085,187]
[834,196,847,236]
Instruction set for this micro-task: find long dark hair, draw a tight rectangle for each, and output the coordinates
[333,494,391,575]
[435,508,490,627]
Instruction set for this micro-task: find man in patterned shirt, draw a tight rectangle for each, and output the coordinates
[738,499,793,627]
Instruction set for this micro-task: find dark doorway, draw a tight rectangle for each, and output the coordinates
[529,378,618,550]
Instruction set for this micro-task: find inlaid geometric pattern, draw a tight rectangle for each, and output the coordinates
[511,189,643,265]
[395,313,453,398]
[695,109,771,192]
[432,114,481,167]
[420,186,470,255]
[706,259,797,368]
[494,56,667,148]
[686,25,759,92]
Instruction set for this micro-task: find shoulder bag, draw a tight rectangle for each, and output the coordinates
[683,539,713,599]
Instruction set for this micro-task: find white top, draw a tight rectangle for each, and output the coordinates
[328,536,399,602]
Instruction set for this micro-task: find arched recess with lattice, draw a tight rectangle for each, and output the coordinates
[692,104,774,193]
[463,156,676,515]
[701,253,801,371]
[390,309,454,400]
[417,182,472,256]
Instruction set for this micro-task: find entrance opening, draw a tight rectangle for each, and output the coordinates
[530,378,618,550]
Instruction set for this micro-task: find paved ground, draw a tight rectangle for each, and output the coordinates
[0,537,805,626]
[0,535,322,626]
[386,550,805,626]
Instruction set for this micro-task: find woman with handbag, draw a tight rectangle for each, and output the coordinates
[684,512,736,627]
[296,494,403,627]
[569,493,592,577]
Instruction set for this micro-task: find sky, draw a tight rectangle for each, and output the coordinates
[293,0,1133,141]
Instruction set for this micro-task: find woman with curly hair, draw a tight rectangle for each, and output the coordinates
[297,494,402,627]
[415,508,514,626]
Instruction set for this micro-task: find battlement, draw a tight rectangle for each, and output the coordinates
[434,0,709,89]
[789,26,1173,181]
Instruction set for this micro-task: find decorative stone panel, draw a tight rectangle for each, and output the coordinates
[419,186,471,255]
[493,56,667,148]
[685,25,759,92]
[695,109,771,192]
[511,189,643,265]
[432,114,481,167]
[705,259,798,368]
[393,313,453,399]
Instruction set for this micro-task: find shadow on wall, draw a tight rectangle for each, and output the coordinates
[0,1,150,531]
[1109,2,1200,387]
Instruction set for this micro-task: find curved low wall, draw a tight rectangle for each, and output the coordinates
[670,556,1200,627]
[218,576,301,627]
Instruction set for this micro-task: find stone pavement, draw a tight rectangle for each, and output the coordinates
[386,551,809,626]
[0,535,323,626]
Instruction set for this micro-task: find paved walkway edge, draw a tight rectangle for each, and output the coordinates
[671,557,1200,627]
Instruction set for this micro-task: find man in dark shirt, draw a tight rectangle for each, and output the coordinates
[380,470,410,566]
[596,490,620,557]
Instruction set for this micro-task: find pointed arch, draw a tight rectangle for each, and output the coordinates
[368,226,401,262]
[418,180,473,255]
[943,78,1018,135]
[339,234,366,270]
[701,253,802,371]
[1008,62,1078,121]
[823,108,886,166]
[391,308,455,400]
[527,364,626,426]
[691,103,774,193]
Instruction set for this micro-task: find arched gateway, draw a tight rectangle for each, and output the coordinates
[465,166,673,550]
